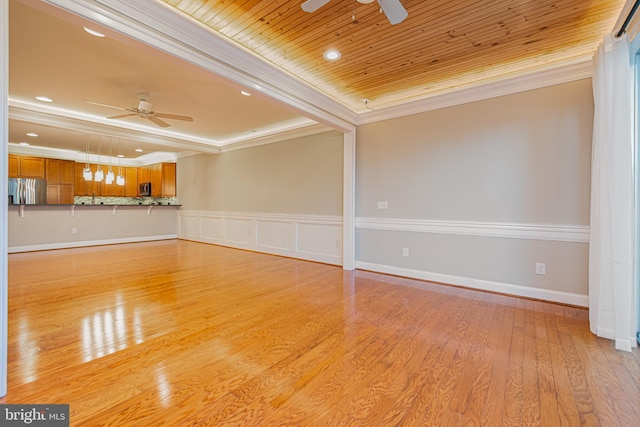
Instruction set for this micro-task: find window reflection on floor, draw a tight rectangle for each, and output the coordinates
[81,294,144,362]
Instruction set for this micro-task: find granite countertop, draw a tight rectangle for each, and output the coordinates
[73,202,181,206]
[9,203,182,207]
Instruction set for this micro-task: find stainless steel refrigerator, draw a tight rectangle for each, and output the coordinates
[8,178,47,204]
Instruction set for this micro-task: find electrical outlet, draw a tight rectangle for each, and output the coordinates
[402,248,409,257]
[71,228,78,234]
[535,263,546,275]
[377,201,389,209]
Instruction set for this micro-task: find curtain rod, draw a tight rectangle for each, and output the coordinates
[616,0,640,37]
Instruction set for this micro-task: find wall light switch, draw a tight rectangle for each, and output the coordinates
[377,201,389,209]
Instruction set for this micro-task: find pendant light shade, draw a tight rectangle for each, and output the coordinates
[116,139,126,186]
[83,134,93,181]
[83,167,92,181]
[94,138,104,182]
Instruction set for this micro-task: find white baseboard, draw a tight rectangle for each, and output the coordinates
[615,338,637,352]
[356,261,589,307]
[8,234,178,253]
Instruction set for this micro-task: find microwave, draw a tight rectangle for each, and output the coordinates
[139,182,151,196]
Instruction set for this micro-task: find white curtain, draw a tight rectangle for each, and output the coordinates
[589,34,636,352]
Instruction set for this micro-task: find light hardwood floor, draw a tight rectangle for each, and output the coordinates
[1,240,639,426]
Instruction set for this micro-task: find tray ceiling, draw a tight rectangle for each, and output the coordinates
[6,0,627,161]
[162,0,626,110]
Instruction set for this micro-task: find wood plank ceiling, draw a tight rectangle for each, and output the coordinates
[164,0,624,111]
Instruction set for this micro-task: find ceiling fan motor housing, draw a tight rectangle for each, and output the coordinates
[138,99,154,113]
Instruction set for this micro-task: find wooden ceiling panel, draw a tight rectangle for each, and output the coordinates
[162,0,625,110]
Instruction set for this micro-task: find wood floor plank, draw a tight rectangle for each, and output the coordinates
[2,240,639,426]
[521,299,543,426]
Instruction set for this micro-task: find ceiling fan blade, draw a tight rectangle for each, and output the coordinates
[85,100,128,111]
[148,116,170,128]
[107,113,137,119]
[378,0,408,25]
[155,112,194,122]
[301,0,331,13]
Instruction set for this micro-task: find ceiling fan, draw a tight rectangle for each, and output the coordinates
[85,93,194,128]
[302,0,408,25]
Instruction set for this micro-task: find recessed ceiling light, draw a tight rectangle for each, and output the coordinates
[117,154,125,158]
[18,142,30,146]
[26,132,38,137]
[135,148,143,152]
[35,96,53,103]
[83,27,105,38]
[240,90,251,96]
[324,49,342,61]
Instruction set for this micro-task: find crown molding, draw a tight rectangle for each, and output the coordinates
[7,142,179,166]
[356,56,593,125]
[9,100,221,153]
[220,123,334,153]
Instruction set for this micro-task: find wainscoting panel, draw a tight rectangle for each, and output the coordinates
[256,219,291,251]
[200,216,224,242]
[179,214,201,240]
[178,211,343,265]
[297,222,342,259]
[225,218,253,245]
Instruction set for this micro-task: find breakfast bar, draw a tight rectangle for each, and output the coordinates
[7,202,180,253]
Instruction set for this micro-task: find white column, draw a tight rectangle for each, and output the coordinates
[343,130,356,270]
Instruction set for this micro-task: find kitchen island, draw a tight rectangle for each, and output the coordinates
[7,203,181,253]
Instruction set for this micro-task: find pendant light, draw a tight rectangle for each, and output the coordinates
[116,139,125,186]
[83,134,93,181]
[94,137,104,182]
[106,138,115,184]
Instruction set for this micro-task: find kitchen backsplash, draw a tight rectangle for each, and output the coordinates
[74,196,179,205]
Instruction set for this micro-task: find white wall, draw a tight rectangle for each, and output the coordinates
[356,79,594,306]
[178,131,344,214]
[177,131,345,265]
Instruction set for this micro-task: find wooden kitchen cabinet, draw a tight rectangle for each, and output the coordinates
[46,159,75,184]
[46,159,75,204]
[8,155,19,177]
[74,163,103,197]
[9,154,46,179]
[46,185,74,205]
[150,163,162,197]
[161,163,176,197]
[138,162,176,197]
[125,167,138,197]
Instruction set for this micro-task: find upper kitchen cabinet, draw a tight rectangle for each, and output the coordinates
[9,154,46,179]
[74,162,102,197]
[46,159,75,204]
[46,159,74,185]
[139,162,176,197]
[125,167,138,197]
